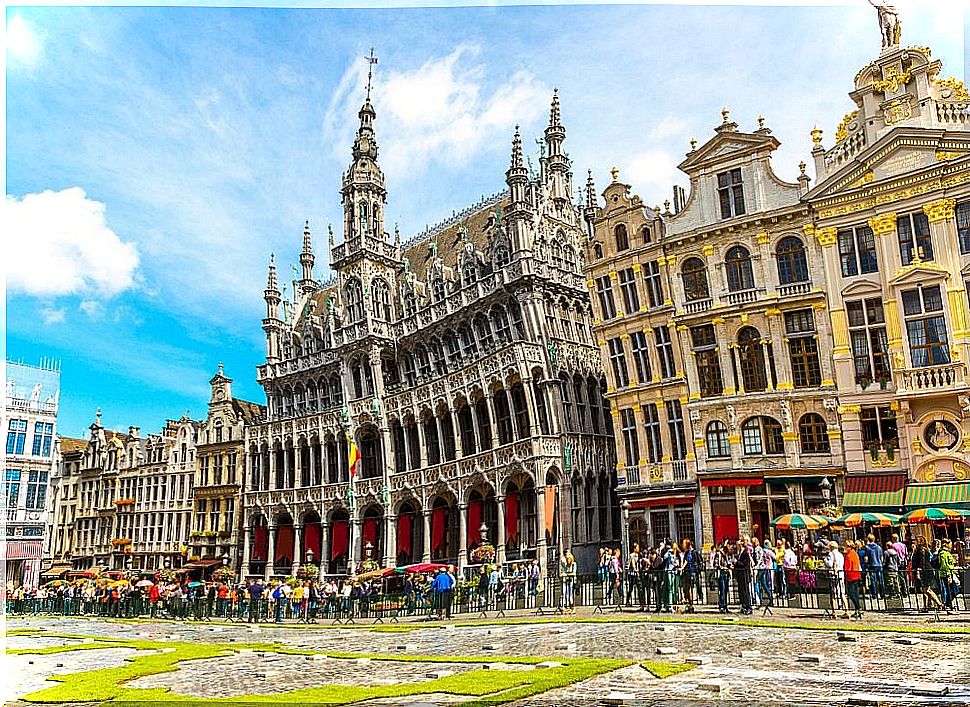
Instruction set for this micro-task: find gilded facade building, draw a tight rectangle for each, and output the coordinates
[243,81,617,580]
[587,114,844,549]
[4,360,60,586]
[67,413,197,572]
[806,35,970,523]
[188,365,264,573]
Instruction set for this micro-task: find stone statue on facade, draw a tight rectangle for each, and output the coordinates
[868,0,901,50]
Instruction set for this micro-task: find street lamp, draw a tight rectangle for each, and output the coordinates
[620,499,631,559]
[221,553,229,567]
[820,476,832,501]
[305,548,314,566]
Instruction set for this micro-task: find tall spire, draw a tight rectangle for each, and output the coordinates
[544,89,566,160]
[299,220,315,292]
[510,125,524,170]
[262,254,282,363]
[550,88,562,129]
[266,253,278,291]
[585,170,597,210]
[365,47,378,100]
[352,49,380,162]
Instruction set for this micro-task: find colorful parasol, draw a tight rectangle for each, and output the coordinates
[900,508,970,524]
[769,513,831,530]
[832,512,901,527]
[356,567,395,581]
[44,580,69,588]
[402,562,451,574]
[135,579,155,588]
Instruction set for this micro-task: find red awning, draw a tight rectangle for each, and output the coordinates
[843,473,907,510]
[181,559,224,570]
[629,496,696,509]
[4,541,42,560]
[700,478,763,487]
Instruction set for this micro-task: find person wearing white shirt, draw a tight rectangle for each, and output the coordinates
[824,541,848,618]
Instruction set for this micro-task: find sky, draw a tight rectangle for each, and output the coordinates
[5,0,968,439]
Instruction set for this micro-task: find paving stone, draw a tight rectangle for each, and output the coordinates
[306,654,328,661]
[653,625,669,631]
[655,646,677,655]
[697,680,726,693]
[601,692,635,705]
[537,661,563,668]
[893,636,920,645]
[911,683,949,697]
[796,654,823,663]
[395,643,418,651]
[555,642,577,651]
[482,643,502,650]
[425,670,454,679]
[847,695,889,706]
[685,656,710,665]
[739,650,762,658]
[549,627,569,634]
[837,631,859,642]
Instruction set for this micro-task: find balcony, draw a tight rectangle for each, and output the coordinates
[722,288,764,306]
[894,362,966,395]
[683,298,712,314]
[777,282,812,297]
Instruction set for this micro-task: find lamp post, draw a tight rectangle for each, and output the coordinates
[820,476,832,502]
[305,548,314,567]
[620,499,631,560]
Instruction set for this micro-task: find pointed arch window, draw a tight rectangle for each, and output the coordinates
[431,277,446,302]
[474,314,494,349]
[344,278,364,322]
[462,258,477,285]
[776,236,809,284]
[492,305,511,343]
[614,224,629,251]
[681,258,710,301]
[737,326,767,392]
[403,288,417,317]
[494,245,510,268]
[725,246,755,291]
[371,278,391,321]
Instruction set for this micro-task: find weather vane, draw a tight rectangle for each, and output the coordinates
[365,47,378,100]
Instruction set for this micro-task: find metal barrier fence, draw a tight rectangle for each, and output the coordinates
[7,568,966,622]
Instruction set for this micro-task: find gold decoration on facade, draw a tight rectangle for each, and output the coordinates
[837,404,862,415]
[849,172,875,188]
[868,212,898,235]
[702,244,716,256]
[936,151,964,162]
[872,67,911,93]
[816,171,970,219]
[756,231,770,245]
[810,125,823,146]
[651,466,664,481]
[907,45,931,57]
[882,95,913,125]
[936,76,970,100]
[803,223,816,238]
[834,110,858,142]
[763,307,782,317]
[922,197,956,223]
[815,227,838,247]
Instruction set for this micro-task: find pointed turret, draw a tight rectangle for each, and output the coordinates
[262,254,282,363]
[506,125,527,204]
[299,220,316,294]
[545,89,565,158]
[209,361,233,406]
[544,90,570,200]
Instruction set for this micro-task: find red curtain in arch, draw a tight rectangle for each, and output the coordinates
[303,523,321,561]
[397,513,413,558]
[505,494,519,545]
[276,525,294,563]
[362,517,379,549]
[467,499,482,547]
[252,526,268,561]
[431,507,447,554]
[544,485,557,542]
[331,520,349,560]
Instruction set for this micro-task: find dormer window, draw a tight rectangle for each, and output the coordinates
[614,224,629,251]
[432,278,446,302]
[717,168,745,219]
[897,212,933,265]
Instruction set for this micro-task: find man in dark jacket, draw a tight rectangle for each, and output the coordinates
[247,579,264,623]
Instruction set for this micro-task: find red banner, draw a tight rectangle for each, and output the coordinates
[362,517,379,551]
[252,525,268,561]
[331,520,349,560]
[505,493,519,544]
[303,523,321,561]
[275,525,294,563]
[544,485,557,541]
[432,507,447,554]
[397,513,413,558]
[467,499,482,546]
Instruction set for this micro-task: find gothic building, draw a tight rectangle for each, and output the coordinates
[242,84,617,580]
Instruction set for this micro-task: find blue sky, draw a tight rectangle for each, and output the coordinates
[5,1,968,438]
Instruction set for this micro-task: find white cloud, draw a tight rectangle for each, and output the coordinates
[79,300,104,319]
[324,45,549,178]
[7,15,42,69]
[624,148,686,207]
[41,307,66,325]
[5,187,140,298]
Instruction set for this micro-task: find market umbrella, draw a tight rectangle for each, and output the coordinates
[44,580,68,588]
[832,512,901,527]
[186,581,204,588]
[402,562,451,574]
[769,513,831,530]
[900,508,970,524]
[135,579,154,588]
[357,567,394,581]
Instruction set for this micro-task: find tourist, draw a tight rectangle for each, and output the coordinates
[891,533,909,595]
[883,541,901,598]
[712,540,731,613]
[733,538,753,615]
[910,536,934,611]
[781,540,798,600]
[824,540,849,619]
[681,539,699,613]
[865,534,885,600]
[936,540,956,614]
[844,539,863,619]
[625,543,640,607]
[560,551,577,613]
[247,579,264,623]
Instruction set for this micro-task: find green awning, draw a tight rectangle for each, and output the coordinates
[842,473,906,511]
[905,482,970,510]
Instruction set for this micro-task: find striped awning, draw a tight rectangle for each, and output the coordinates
[842,473,907,511]
[3,541,43,560]
[905,482,970,510]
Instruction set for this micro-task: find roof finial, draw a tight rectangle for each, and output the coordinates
[610,166,619,182]
[550,88,561,126]
[511,125,523,168]
[690,137,697,151]
[217,361,224,375]
[95,407,102,425]
[721,107,730,123]
[364,47,378,101]
[757,115,765,130]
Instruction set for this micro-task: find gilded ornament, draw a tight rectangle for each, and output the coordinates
[882,95,913,125]
[756,231,770,245]
[702,244,716,256]
[935,76,970,100]
[868,212,898,235]
[907,45,931,57]
[837,404,862,415]
[814,227,838,247]
[810,126,823,147]
[922,198,956,223]
[849,172,875,188]
[834,110,859,142]
[802,224,816,238]
[872,67,911,94]
[936,151,964,161]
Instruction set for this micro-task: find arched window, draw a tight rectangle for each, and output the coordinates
[443,330,461,363]
[551,239,565,269]
[358,427,382,479]
[776,236,809,285]
[403,288,417,317]
[799,413,830,453]
[474,314,493,349]
[429,338,446,374]
[492,305,511,343]
[641,225,652,244]
[705,420,730,458]
[737,326,767,392]
[371,278,391,321]
[725,245,755,292]
[593,243,604,259]
[462,258,477,285]
[344,278,364,322]
[681,258,710,301]
[741,416,785,456]
[416,346,431,379]
[614,224,629,251]
[495,245,510,268]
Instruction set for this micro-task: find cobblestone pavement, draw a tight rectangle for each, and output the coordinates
[8,616,970,706]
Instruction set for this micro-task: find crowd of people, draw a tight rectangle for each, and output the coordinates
[7,533,965,621]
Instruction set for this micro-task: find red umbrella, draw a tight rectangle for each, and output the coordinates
[403,562,450,574]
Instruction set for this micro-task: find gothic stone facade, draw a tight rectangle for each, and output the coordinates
[243,90,617,580]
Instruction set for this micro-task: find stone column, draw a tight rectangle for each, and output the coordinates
[268,448,277,491]
[458,502,468,571]
[487,394,502,446]
[422,508,432,563]
[292,524,303,574]
[319,524,330,580]
[416,417,429,468]
[240,525,251,581]
[449,406,462,461]
[264,525,276,581]
[536,488,548,579]
[293,443,303,487]
[765,309,794,390]
[384,513,396,567]
[713,317,735,395]
[308,443,317,486]
[470,402,482,453]
[496,494,506,566]
[351,516,362,571]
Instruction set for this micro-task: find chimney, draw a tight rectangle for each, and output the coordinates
[128,426,140,438]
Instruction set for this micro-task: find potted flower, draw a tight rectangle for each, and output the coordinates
[156,568,178,584]
[856,373,872,390]
[296,563,319,581]
[212,566,235,583]
[875,370,891,390]
[470,544,496,565]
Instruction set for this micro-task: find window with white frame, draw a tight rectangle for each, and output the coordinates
[897,212,933,264]
[847,297,890,384]
[838,224,878,276]
[902,284,950,367]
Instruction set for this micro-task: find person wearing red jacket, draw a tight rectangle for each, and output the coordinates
[844,541,863,619]
[149,584,161,618]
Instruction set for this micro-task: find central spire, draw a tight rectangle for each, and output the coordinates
[352,49,380,161]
